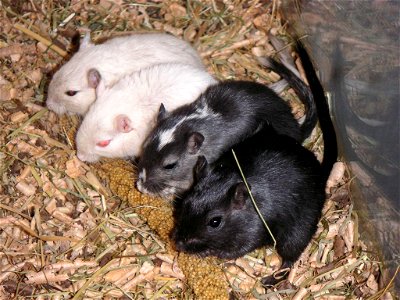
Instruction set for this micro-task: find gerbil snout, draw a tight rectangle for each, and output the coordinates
[136,168,178,198]
[173,238,188,253]
[76,151,99,163]
[172,230,201,253]
[170,229,184,250]
[46,98,66,115]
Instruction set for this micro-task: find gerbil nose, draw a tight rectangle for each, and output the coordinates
[171,229,189,250]
[77,152,90,162]
[173,236,187,251]
[46,99,66,115]
[77,153,85,161]
[46,98,55,108]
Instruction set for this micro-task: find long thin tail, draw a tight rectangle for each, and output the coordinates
[258,56,318,141]
[294,40,338,180]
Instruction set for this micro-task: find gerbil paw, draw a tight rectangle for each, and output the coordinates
[261,267,290,287]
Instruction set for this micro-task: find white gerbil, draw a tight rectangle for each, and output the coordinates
[46,32,205,115]
[75,63,217,163]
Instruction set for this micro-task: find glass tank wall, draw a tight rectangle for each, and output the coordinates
[282,0,399,291]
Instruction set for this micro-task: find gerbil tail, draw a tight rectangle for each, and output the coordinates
[258,56,318,141]
[295,40,338,181]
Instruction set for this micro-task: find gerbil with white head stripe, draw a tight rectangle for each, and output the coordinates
[136,56,317,198]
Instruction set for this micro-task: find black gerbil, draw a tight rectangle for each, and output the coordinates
[136,55,317,198]
[172,40,338,286]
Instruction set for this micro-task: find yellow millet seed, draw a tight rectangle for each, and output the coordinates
[146,209,164,225]
[60,116,78,147]
[135,206,152,218]
[92,158,229,299]
[116,185,130,197]
[178,253,228,299]
[127,190,141,203]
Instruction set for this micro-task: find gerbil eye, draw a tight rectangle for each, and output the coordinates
[208,217,222,228]
[163,162,177,170]
[65,90,78,96]
[96,140,111,147]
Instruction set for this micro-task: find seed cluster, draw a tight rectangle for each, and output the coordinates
[178,253,228,300]
[60,115,79,148]
[94,158,229,299]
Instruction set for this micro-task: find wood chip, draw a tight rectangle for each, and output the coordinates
[104,266,138,283]
[326,162,346,191]
[366,273,379,292]
[156,253,174,264]
[25,270,69,284]
[65,156,85,178]
[0,86,11,101]
[343,220,355,251]
[160,262,185,280]
[0,44,36,57]
[10,111,28,123]
[121,274,146,290]
[333,235,346,258]
[113,266,140,286]
[18,165,32,180]
[27,69,42,84]
[140,261,154,275]
[235,258,257,277]
[52,210,74,224]
[15,180,36,196]
[45,198,57,214]
[292,287,308,300]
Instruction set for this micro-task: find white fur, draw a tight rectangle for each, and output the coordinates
[157,127,179,151]
[76,63,217,162]
[138,168,146,182]
[157,102,220,151]
[47,33,205,115]
[136,178,176,198]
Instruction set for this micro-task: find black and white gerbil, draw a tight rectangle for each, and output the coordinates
[75,63,216,163]
[46,32,206,115]
[136,57,317,197]
[171,41,338,286]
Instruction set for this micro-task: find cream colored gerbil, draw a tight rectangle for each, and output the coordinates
[46,32,205,115]
[75,63,217,163]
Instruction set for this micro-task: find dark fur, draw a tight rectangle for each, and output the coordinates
[137,58,317,197]
[172,40,338,286]
[262,56,317,140]
[171,126,326,286]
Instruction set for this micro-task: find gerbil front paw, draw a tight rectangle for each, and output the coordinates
[261,267,290,287]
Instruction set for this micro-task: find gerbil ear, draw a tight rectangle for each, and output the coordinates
[232,182,250,209]
[80,32,93,50]
[187,132,204,154]
[115,114,133,133]
[96,79,106,96]
[88,68,101,88]
[194,155,208,182]
[157,103,168,122]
